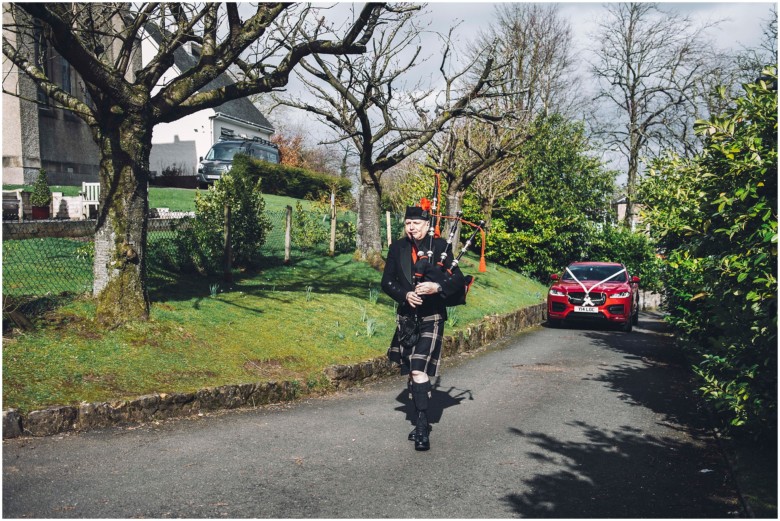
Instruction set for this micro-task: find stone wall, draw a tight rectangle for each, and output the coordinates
[2,303,546,438]
[2,216,192,240]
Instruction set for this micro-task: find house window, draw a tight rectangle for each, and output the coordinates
[61,58,72,95]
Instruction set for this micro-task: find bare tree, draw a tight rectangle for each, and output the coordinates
[733,5,778,84]
[272,6,502,264]
[477,3,583,119]
[2,3,387,325]
[423,118,522,248]
[469,144,519,235]
[590,2,716,227]
[427,3,578,241]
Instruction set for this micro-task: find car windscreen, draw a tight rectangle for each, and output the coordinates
[562,265,627,282]
[204,143,244,161]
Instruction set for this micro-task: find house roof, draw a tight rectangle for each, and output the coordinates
[144,24,274,133]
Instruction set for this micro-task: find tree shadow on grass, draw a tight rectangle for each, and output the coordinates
[147,255,385,309]
[501,313,742,518]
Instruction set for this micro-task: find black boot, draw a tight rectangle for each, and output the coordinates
[409,422,431,441]
[415,411,430,451]
[411,381,432,451]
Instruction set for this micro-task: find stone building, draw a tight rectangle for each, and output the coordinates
[2,7,102,186]
[2,8,274,187]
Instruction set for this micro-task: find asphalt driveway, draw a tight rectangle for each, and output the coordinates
[3,312,743,518]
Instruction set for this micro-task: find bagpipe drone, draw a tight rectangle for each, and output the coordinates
[411,171,487,307]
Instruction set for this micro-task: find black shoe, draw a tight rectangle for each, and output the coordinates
[414,412,430,451]
[415,430,430,451]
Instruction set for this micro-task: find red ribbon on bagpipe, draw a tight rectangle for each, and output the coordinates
[414,170,486,274]
[410,172,488,306]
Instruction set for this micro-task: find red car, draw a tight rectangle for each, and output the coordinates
[547,261,640,332]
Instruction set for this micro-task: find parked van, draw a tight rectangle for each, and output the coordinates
[197,136,279,186]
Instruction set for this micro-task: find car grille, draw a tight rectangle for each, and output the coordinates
[567,292,606,306]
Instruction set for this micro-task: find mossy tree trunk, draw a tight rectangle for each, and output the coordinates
[91,109,152,325]
[355,172,384,265]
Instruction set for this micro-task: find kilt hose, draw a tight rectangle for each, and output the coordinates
[387,313,444,377]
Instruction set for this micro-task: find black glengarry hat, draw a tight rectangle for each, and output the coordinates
[404,206,429,220]
[404,197,432,220]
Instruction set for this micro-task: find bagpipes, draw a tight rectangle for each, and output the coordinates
[411,172,487,307]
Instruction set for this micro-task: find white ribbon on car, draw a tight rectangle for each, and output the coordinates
[565,267,627,306]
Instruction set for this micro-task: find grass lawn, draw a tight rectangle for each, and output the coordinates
[3,184,316,214]
[2,252,547,413]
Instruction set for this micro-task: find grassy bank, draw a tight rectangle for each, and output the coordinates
[2,184,313,214]
[2,253,547,413]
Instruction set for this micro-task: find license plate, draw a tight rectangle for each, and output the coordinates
[574,306,598,313]
[207,175,221,180]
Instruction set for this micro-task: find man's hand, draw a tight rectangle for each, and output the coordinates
[414,282,441,296]
[406,291,423,308]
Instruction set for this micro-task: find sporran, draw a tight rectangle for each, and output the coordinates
[397,314,421,348]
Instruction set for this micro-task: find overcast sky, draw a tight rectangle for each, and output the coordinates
[423,2,775,49]
[271,2,777,160]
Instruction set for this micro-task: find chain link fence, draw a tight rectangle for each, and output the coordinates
[3,208,404,319]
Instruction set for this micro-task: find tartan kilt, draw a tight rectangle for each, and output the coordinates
[387,313,444,377]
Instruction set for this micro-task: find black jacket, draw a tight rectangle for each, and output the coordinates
[381,236,466,319]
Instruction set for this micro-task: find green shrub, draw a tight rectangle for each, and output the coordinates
[588,224,663,292]
[30,169,52,207]
[167,154,272,274]
[292,201,329,252]
[639,67,777,435]
[239,156,352,201]
[485,115,617,281]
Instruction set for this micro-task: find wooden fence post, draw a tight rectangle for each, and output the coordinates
[284,205,292,264]
[386,211,392,247]
[329,191,337,256]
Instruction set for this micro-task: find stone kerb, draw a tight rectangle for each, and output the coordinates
[2,303,546,439]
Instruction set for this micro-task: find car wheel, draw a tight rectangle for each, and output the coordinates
[621,318,633,333]
[548,318,561,328]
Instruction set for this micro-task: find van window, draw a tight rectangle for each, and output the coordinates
[249,144,279,163]
[205,142,246,161]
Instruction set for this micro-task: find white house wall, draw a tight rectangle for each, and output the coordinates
[150,111,212,176]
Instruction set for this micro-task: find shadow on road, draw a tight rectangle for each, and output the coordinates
[581,312,705,431]
[503,421,739,518]
[501,313,742,518]
[393,379,474,432]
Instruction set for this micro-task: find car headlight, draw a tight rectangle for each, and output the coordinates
[612,291,631,298]
[549,288,565,297]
